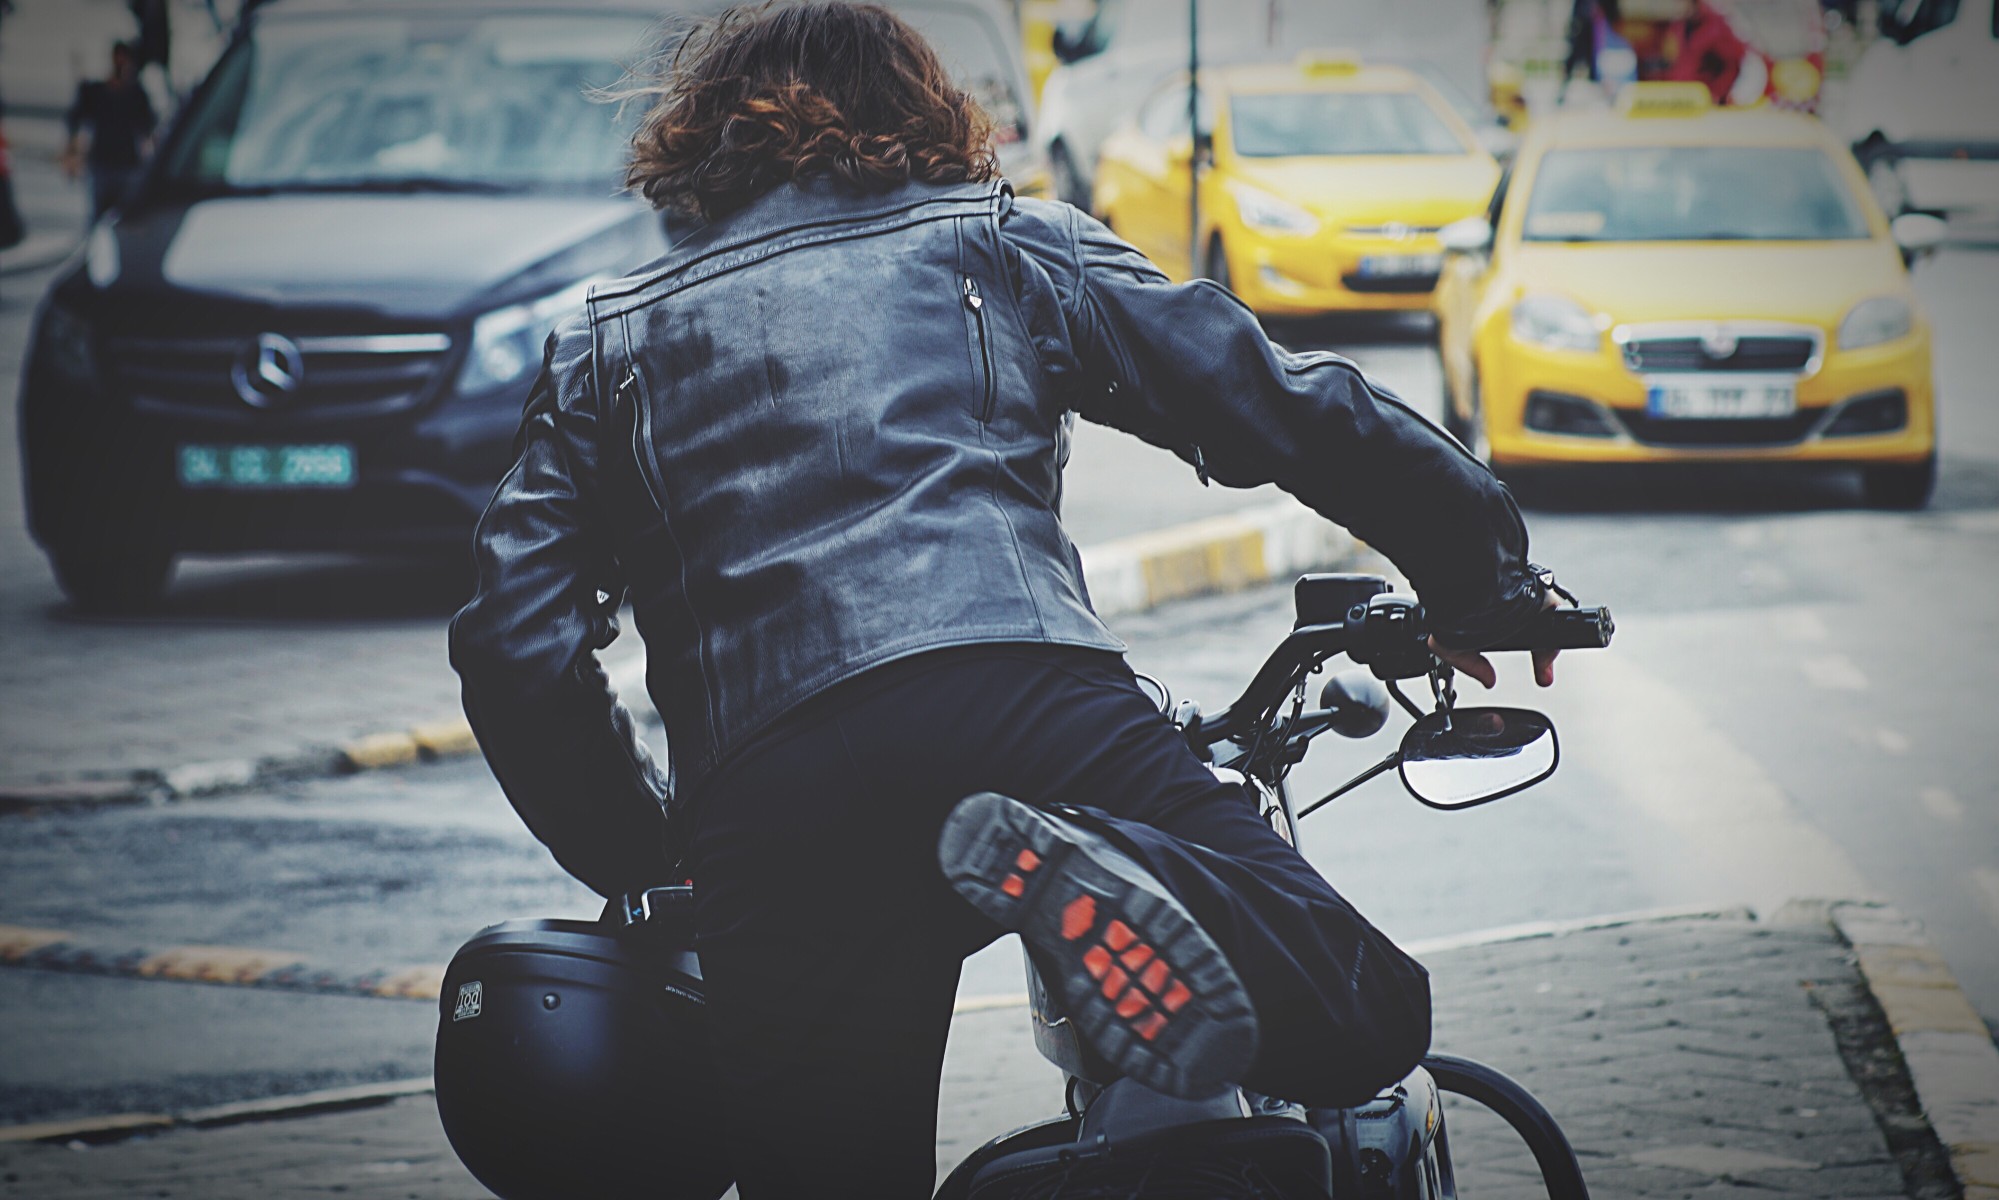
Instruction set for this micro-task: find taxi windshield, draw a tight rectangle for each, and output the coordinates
[158,12,652,193]
[1522,146,1869,242]
[1230,91,1468,158]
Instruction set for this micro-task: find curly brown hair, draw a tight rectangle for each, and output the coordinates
[622,2,1000,220]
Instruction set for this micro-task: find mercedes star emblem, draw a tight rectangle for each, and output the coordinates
[233,333,306,408]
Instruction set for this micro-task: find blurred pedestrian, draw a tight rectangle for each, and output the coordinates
[0,0,22,249]
[126,0,176,113]
[62,41,158,222]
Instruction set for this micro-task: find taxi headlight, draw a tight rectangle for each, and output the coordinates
[1510,294,1602,353]
[1227,183,1320,237]
[458,277,603,396]
[1838,296,1913,350]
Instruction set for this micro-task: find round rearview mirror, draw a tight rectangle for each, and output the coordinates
[1439,217,1494,256]
[1398,707,1558,810]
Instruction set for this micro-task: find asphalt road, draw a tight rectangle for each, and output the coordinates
[1,167,1994,1132]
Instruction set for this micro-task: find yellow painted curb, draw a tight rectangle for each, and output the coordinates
[0,925,70,962]
[371,965,446,1001]
[1955,1143,1999,1190]
[136,945,304,985]
[339,731,421,772]
[411,719,479,760]
[1140,525,1268,608]
[1854,943,1962,990]
[0,1112,174,1144]
[1872,981,1990,1037]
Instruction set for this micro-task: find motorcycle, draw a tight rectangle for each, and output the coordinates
[436,572,1613,1199]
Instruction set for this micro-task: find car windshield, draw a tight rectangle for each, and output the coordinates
[1230,91,1468,157]
[1522,146,1870,242]
[158,12,652,193]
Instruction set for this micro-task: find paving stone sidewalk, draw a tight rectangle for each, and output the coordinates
[0,913,1940,1198]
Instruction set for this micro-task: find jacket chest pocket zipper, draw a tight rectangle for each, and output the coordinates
[619,365,668,513]
[964,275,997,422]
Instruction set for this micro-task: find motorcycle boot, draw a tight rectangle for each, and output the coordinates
[938,791,1260,1099]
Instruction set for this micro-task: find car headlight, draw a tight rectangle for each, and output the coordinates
[1510,294,1602,353]
[457,276,605,396]
[86,225,120,288]
[1838,296,1913,350]
[1227,183,1320,237]
[37,303,98,385]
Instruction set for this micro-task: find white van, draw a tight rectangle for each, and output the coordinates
[1831,0,1999,214]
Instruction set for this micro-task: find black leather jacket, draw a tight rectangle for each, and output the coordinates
[449,178,1545,897]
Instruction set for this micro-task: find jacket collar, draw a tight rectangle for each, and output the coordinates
[674,176,1007,260]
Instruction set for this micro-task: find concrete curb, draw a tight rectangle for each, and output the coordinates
[1831,901,1999,1200]
[1079,499,1354,618]
[0,1079,436,1146]
[0,508,1358,812]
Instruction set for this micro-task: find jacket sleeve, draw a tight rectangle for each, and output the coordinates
[447,316,675,898]
[1013,202,1545,647]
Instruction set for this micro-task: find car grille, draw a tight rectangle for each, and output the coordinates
[1619,334,1817,374]
[107,333,454,420]
[1340,272,1441,295]
[1614,409,1827,447]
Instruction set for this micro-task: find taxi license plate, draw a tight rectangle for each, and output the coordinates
[1357,254,1442,278]
[1645,377,1797,420]
[177,443,356,489]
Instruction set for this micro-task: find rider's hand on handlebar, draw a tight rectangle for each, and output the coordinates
[1429,592,1562,690]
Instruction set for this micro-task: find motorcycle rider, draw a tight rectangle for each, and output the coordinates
[450,3,1558,1195]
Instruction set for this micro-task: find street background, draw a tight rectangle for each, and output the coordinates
[1,0,1996,1195]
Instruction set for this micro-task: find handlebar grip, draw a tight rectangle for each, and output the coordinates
[1483,606,1615,652]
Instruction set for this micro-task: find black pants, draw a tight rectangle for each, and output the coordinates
[687,644,1431,1199]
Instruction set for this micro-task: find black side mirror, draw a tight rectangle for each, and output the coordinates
[1398,707,1558,810]
[1051,20,1093,64]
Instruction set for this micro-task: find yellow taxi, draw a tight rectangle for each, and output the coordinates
[1434,84,1943,507]
[1092,56,1501,315]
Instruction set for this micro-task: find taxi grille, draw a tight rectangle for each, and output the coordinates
[107,333,454,420]
[1620,335,1817,374]
[1615,409,1826,447]
[1340,272,1441,294]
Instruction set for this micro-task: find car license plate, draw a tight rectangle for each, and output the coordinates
[1357,254,1442,278]
[177,443,356,489]
[1645,376,1797,420]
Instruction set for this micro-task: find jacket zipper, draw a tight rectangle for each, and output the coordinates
[964,275,996,422]
[620,365,667,513]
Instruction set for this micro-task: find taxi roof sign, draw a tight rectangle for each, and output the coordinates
[1616,82,1714,117]
[1296,50,1363,78]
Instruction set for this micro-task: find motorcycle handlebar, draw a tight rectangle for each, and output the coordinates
[1481,606,1615,652]
[1191,601,1614,750]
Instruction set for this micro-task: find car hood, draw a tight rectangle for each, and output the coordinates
[110,193,648,319]
[1228,155,1499,226]
[1509,239,1910,328]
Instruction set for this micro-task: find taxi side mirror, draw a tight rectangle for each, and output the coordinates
[1052,19,1096,64]
[1439,218,1494,256]
[1891,213,1947,265]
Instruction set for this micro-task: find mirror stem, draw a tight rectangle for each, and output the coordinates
[1297,752,1399,819]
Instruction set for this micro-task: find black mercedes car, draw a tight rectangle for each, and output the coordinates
[19,0,670,611]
